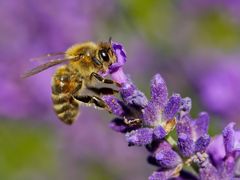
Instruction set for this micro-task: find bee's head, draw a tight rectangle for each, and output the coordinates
[96,39,117,72]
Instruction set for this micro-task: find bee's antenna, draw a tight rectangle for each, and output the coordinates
[108,37,112,44]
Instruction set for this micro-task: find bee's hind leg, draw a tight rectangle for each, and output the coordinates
[87,87,119,95]
[73,95,111,113]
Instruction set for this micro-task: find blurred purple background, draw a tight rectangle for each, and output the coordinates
[0,0,240,179]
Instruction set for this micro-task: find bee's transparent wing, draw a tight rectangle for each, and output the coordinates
[22,56,78,78]
[30,52,66,62]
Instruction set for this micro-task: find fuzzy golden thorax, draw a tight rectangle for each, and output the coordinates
[66,41,117,77]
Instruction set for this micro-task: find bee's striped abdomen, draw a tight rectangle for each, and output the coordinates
[51,66,82,125]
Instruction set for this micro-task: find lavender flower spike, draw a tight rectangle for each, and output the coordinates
[100,42,240,179]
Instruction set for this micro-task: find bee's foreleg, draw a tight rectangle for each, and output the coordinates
[90,72,121,87]
[87,87,119,95]
[73,95,111,113]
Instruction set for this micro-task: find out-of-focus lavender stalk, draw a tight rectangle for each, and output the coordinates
[103,42,240,180]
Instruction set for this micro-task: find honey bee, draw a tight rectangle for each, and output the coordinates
[22,38,120,125]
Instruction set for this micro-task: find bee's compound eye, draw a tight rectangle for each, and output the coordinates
[99,50,109,62]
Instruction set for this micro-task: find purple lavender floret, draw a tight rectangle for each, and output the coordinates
[150,74,168,108]
[176,115,192,137]
[177,133,195,157]
[142,74,181,136]
[142,101,160,127]
[120,79,148,108]
[148,141,183,169]
[206,122,240,180]
[194,134,211,152]
[155,149,182,169]
[148,168,194,180]
[199,158,219,180]
[101,42,126,76]
[163,94,182,121]
[102,42,240,179]
[109,118,129,133]
[176,112,210,157]
[102,95,126,117]
[126,128,153,146]
[109,42,127,74]
[103,42,128,84]
[153,126,167,140]
[222,122,236,154]
[179,97,192,116]
[148,171,166,180]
